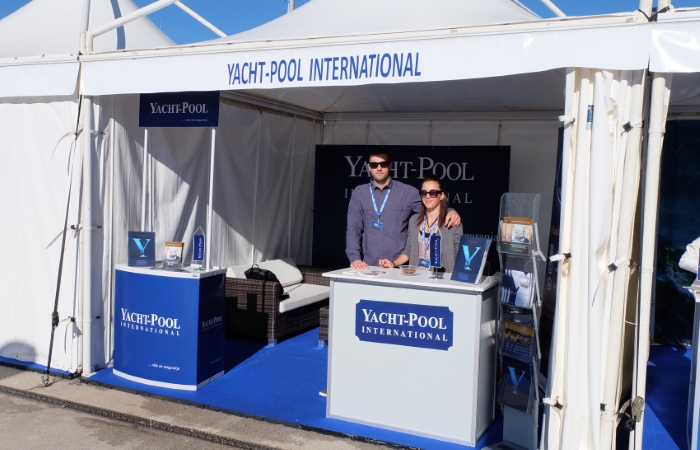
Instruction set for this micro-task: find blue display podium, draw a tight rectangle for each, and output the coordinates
[114,265,226,390]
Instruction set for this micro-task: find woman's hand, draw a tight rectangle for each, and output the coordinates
[378,259,395,268]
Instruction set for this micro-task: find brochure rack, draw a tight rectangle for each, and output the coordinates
[492,193,546,450]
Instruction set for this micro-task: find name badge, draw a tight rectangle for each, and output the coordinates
[419,258,431,268]
[371,220,384,231]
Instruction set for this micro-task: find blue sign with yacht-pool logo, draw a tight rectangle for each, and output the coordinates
[139,91,220,128]
[355,300,454,350]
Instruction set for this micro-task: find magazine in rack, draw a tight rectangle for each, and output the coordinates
[500,217,533,255]
[501,319,535,362]
[499,355,534,413]
[499,267,535,309]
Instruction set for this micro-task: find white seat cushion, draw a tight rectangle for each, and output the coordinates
[226,257,303,288]
[256,258,302,287]
[279,283,330,313]
[226,264,248,279]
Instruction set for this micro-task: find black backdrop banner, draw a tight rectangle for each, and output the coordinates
[539,127,563,382]
[312,145,510,269]
[654,120,700,346]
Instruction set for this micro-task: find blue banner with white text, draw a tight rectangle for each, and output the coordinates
[139,91,220,128]
[355,299,454,350]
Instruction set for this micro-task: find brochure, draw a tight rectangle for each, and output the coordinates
[499,268,535,309]
[163,241,184,269]
[501,320,535,362]
[451,235,492,284]
[127,231,156,267]
[499,355,534,413]
[500,217,533,255]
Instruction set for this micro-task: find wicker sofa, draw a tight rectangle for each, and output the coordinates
[225,258,330,346]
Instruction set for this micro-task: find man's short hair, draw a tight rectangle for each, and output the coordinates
[367,146,391,162]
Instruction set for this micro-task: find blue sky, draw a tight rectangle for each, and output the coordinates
[1,0,699,45]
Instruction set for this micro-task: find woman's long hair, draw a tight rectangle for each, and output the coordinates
[415,174,448,229]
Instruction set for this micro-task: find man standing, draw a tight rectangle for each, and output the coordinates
[346,148,460,270]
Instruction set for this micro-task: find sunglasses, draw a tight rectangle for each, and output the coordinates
[368,161,391,169]
[419,189,443,198]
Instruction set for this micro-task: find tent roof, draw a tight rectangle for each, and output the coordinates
[75,2,700,114]
[0,0,173,98]
[79,11,650,97]
[207,0,540,44]
[0,0,173,59]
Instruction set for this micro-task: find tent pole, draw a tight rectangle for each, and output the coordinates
[538,0,566,17]
[288,0,295,13]
[107,115,115,366]
[142,129,148,231]
[79,0,91,53]
[630,2,669,448]
[80,95,98,374]
[90,0,179,39]
[631,71,672,450]
[599,69,646,450]
[174,2,226,37]
[206,128,216,270]
[632,70,671,450]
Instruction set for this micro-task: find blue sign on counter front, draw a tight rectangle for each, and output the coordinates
[355,299,454,350]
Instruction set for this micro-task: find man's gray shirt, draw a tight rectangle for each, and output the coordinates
[346,179,421,266]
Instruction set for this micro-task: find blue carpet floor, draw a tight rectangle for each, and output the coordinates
[0,355,72,377]
[643,345,691,449]
[2,335,689,449]
[89,328,503,449]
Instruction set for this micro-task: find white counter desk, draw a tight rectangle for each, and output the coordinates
[323,267,500,446]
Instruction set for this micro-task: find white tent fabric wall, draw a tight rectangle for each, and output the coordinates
[0,97,82,371]
[543,68,644,450]
[323,119,560,253]
[0,0,174,373]
[107,95,319,282]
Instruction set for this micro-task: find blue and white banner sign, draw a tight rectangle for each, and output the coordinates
[355,299,453,350]
[193,234,205,262]
[139,91,220,128]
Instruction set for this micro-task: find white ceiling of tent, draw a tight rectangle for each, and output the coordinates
[206,0,540,44]
[234,69,566,115]
[0,0,173,59]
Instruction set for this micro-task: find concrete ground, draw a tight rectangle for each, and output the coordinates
[0,365,389,450]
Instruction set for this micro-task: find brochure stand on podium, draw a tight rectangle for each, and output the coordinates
[486,193,546,450]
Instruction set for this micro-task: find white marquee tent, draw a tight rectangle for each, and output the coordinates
[2,0,700,449]
[0,0,172,375]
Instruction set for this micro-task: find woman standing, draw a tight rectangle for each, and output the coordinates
[379,175,463,272]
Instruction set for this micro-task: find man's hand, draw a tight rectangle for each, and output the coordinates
[350,260,369,270]
[378,259,395,269]
[445,210,461,227]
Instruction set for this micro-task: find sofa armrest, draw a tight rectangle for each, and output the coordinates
[298,266,332,287]
[225,277,283,310]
